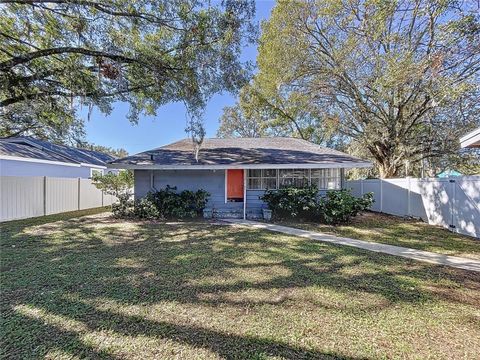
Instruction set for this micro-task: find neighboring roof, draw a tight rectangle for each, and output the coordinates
[0,136,116,166]
[437,170,463,178]
[109,137,372,169]
[460,128,480,148]
[0,141,76,163]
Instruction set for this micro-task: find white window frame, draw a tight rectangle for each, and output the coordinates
[311,168,341,190]
[246,168,342,190]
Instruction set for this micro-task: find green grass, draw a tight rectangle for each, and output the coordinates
[277,211,480,260]
[1,210,479,359]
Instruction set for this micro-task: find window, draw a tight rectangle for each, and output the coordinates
[90,168,104,177]
[246,168,342,190]
[247,169,277,190]
[279,169,308,188]
[311,168,341,189]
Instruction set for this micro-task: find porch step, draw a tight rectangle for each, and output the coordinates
[203,208,263,220]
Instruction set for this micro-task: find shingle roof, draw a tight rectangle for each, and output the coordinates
[0,137,116,166]
[109,137,371,169]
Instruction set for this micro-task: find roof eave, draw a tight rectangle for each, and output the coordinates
[460,128,480,148]
[107,162,373,170]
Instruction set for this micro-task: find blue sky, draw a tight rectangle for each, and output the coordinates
[83,1,275,155]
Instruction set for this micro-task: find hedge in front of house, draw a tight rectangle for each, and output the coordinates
[113,185,210,220]
[261,186,374,224]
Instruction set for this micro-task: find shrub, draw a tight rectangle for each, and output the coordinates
[133,194,160,219]
[261,186,374,224]
[111,193,134,218]
[260,186,320,220]
[131,186,210,220]
[320,190,374,224]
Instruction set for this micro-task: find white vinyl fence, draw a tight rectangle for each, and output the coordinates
[0,176,117,222]
[345,177,480,238]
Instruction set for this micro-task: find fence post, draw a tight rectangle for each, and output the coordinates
[407,177,411,216]
[360,179,364,196]
[43,176,47,216]
[450,179,456,233]
[379,179,383,212]
[77,178,81,210]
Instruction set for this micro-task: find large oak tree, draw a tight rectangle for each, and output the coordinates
[0,0,256,145]
[221,0,479,177]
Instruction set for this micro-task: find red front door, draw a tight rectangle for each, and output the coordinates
[227,169,244,201]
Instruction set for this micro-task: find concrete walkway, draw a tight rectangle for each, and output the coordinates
[223,219,480,273]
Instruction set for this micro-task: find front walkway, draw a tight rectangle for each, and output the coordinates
[223,219,480,272]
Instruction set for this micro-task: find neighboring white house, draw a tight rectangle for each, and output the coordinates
[460,128,480,148]
[0,137,116,178]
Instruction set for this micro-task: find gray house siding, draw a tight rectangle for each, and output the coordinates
[134,169,346,218]
[134,169,244,214]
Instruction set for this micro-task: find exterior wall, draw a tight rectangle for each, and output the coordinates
[134,169,244,214]
[0,159,99,178]
[134,169,346,218]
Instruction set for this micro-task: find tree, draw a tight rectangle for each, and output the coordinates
[78,142,128,158]
[0,0,256,144]
[238,0,480,177]
[92,169,134,216]
[218,77,340,145]
[91,170,133,199]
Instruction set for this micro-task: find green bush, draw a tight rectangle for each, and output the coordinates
[132,186,210,220]
[260,186,320,220]
[111,193,134,218]
[261,186,373,224]
[320,189,374,224]
[133,194,160,219]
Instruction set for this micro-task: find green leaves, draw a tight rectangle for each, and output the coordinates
[91,170,134,198]
[1,0,256,143]
[222,0,480,177]
[261,186,374,224]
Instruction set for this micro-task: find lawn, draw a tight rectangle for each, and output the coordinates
[277,211,480,260]
[1,210,479,359]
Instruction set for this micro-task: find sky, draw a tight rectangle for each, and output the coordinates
[83,1,275,155]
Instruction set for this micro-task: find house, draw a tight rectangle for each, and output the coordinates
[460,128,480,148]
[0,137,116,178]
[108,137,372,219]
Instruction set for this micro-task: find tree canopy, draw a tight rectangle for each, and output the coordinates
[0,0,256,145]
[220,0,480,177]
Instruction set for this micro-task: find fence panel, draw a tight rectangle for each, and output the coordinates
[79,179,103,209]
[381,179,409,216]
[0,176,116,222]
[0,176,44,221]
[454,178,480,237]
[362,181,381,212]
[46,177,78,215]
[345,176,480,238]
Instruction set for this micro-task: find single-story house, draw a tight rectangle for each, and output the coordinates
[0,137,116,178]
[108,137,372,219]
[460,128,480,148]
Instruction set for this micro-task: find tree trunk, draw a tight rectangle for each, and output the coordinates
[377,162,401,178]
[367,142,402,178]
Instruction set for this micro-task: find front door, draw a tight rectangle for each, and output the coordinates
[227,169,244,201]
